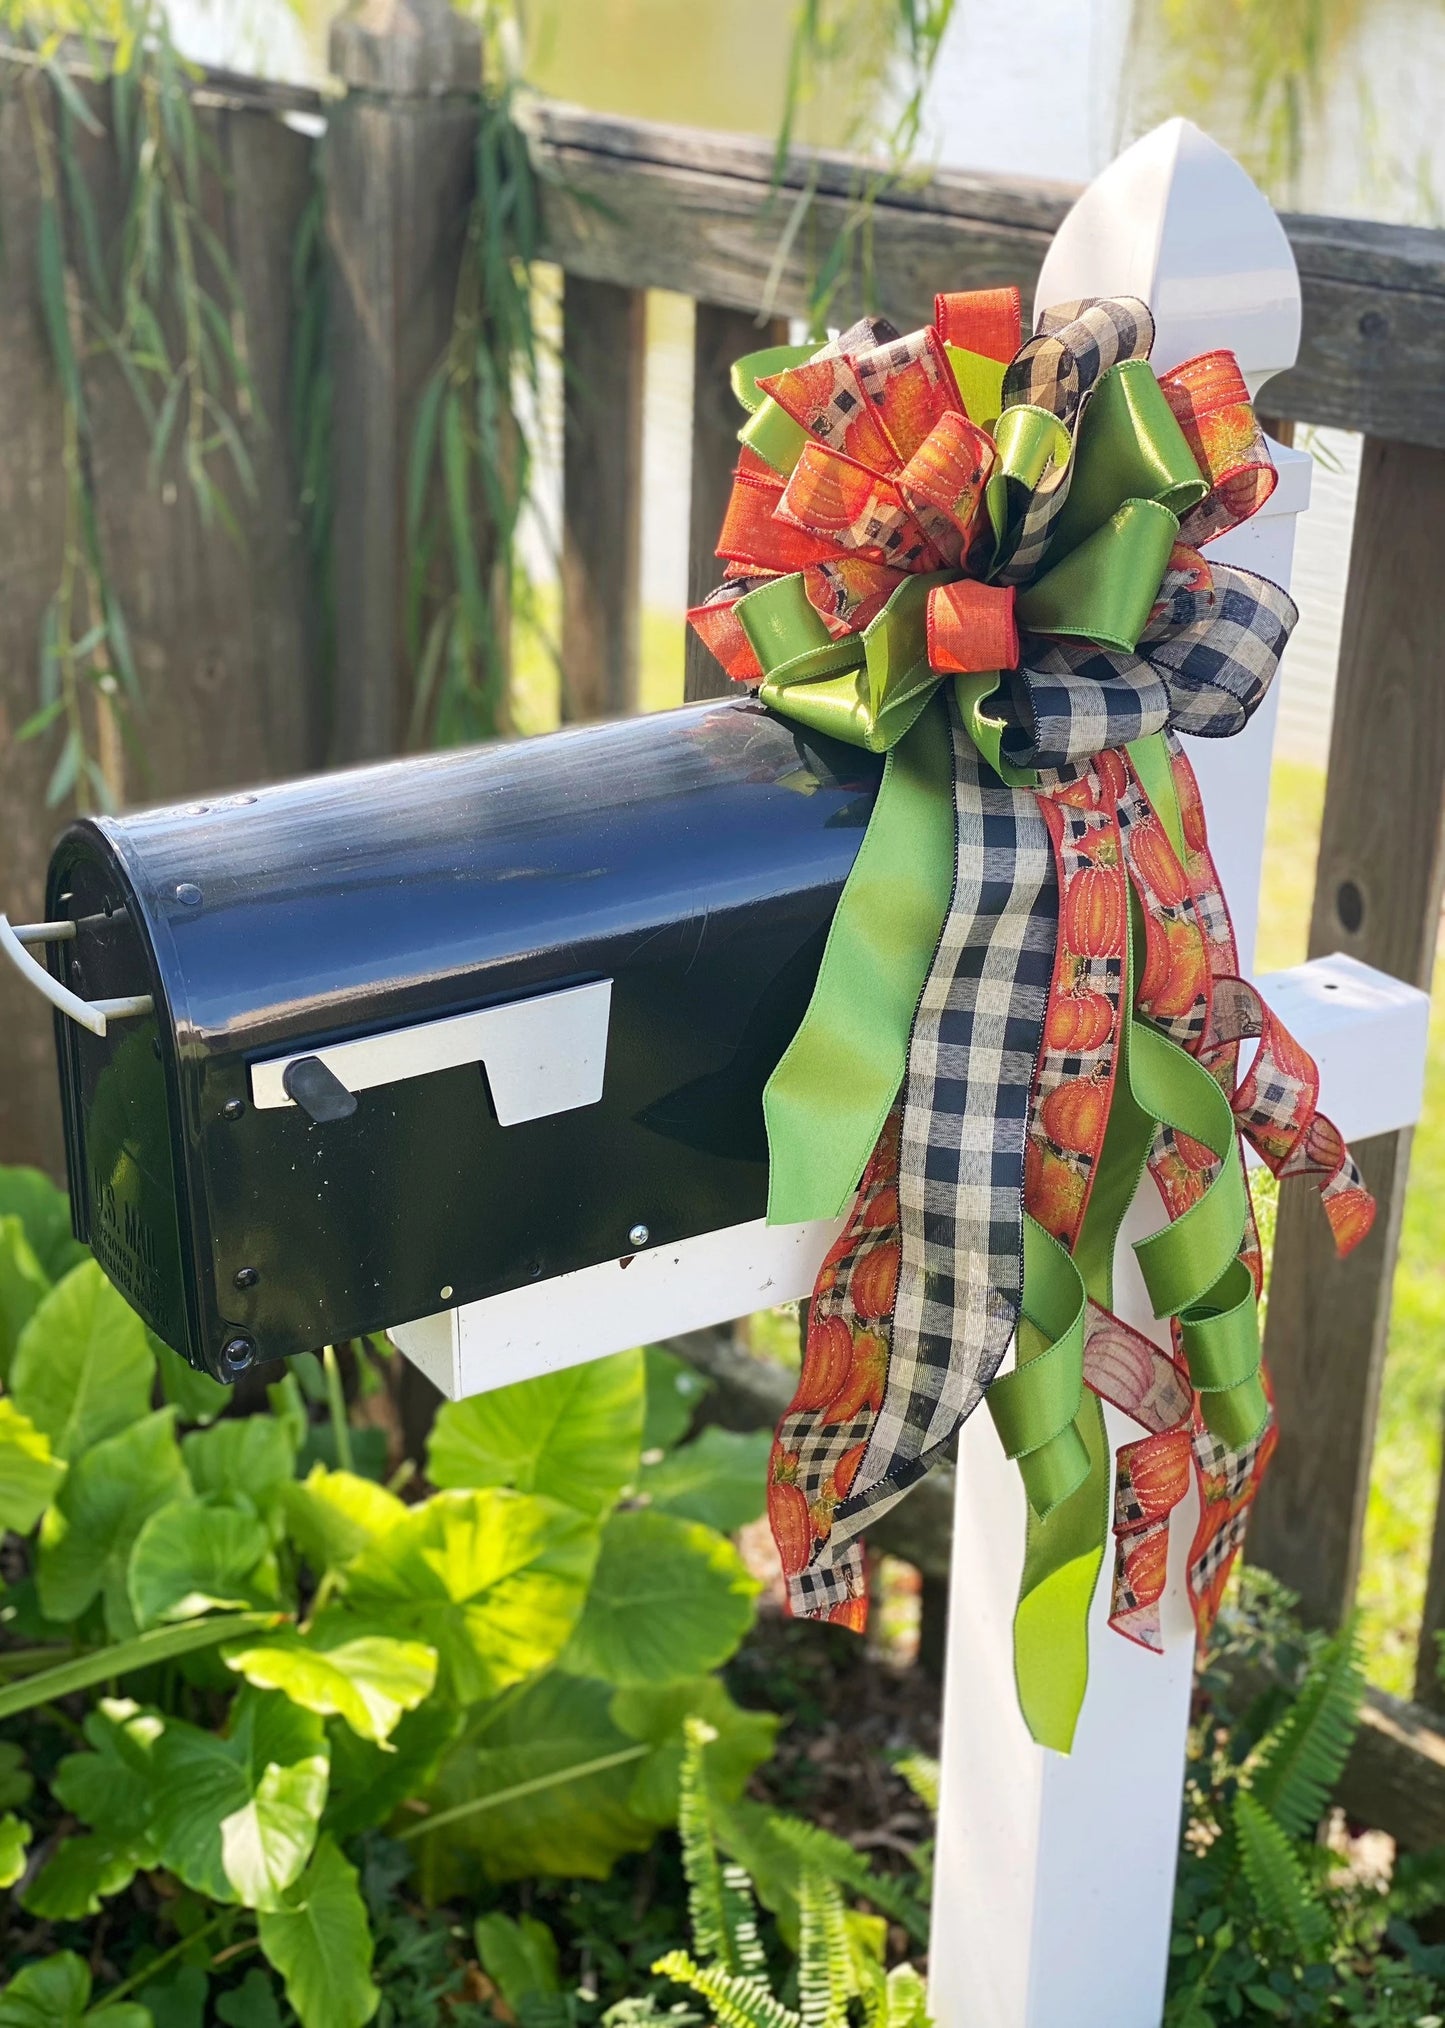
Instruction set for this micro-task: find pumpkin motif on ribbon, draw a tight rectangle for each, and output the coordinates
[1040,1073,1110,1154]
[1046,989,1114,1055]
[795,1313,854,1411]
[1025,1141,1088,1244]
[768,1445,812,1577]
[1065,862,1128,958]
[851,1239,901,1323]
[1129,815,1190,907]
[823,1328,889,1424]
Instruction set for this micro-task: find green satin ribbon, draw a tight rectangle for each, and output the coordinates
[759,691,956,1226]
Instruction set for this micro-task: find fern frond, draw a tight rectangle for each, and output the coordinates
[1233,1790,1330,1959]
[769,1814,930,1942]
[1247,1626,1364,1839]
[797,1869,852,2028]
[892,1753,939,1814]
[883,1964,933,2027]
[678,1717,761,1977]
[652,1951,801,2028]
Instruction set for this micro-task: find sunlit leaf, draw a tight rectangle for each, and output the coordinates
[0,1397,66,1534]
[38,1409,189,1635]
[151,1687,328,1910]
[561,1510,760,1688]
[224,1617,437,1746]
[0,1814,28,1891]
[343,1487,597,1704]
[283,1464,407,1575]
[257,1836,379,2028]
[428,1347,644,1517]
[11,1261,155,1461]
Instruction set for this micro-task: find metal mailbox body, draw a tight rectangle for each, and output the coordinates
[45,701,880,1377]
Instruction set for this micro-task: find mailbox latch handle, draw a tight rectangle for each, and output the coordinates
[282,1055,359,1124]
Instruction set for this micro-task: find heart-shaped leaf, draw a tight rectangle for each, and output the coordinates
[128,1498,272,1628]
[224,1618,437,1745]
[257,1836,379,2028]
[0,1397,66,1534]
[639,1426,772,1533]
[0,1950,150,2028]
[11,1262,154,1461]
[344,1488,597,1704]
[151,1687,328,1910]
[38,1410,189,1635]
[151,1335,229,1426]
[560,1510,760,1688]
[428,1347,644,1517]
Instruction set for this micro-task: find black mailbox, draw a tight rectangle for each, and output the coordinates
[14,702,879,1379]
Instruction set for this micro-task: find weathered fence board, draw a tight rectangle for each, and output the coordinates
[326,0,482,760]
[560,275,646,720]
[1251,438,1445,1631]
[519,99,1445,450]
[684,302,785,704]
[0,76,320,1175]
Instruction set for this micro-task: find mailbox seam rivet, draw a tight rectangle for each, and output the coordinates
[175,882,202,907]
[233,1267,259,1290]
[222,1098,245,1121]
[218,1334,256,1378]
[628,1223,650,1250]
[440,1284,454,1301]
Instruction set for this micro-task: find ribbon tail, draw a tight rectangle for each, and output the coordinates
[763,693,955,1225]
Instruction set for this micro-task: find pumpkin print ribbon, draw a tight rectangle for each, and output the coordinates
[688,288,1374,1751]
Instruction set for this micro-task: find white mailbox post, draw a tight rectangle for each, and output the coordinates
[392,120,1431,2028]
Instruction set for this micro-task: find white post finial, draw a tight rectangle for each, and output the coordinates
[1033,117,1302,393]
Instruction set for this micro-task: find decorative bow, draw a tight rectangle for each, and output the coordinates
[689,289,1374,1751]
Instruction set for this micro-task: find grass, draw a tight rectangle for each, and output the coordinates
[1257,759,1445,1699]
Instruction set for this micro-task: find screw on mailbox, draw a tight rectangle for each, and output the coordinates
[628,1223,650,1250]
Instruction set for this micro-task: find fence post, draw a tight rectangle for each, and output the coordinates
[325,0,482,762]
[1247,438,1445,1637]
[559,278,647,721]
[684,304,786,703]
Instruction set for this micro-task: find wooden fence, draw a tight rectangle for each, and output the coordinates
[3,8,1445,1838]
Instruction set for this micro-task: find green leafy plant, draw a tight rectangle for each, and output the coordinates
[1168,1572,1445,2026]
[0,1165,776,2026]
